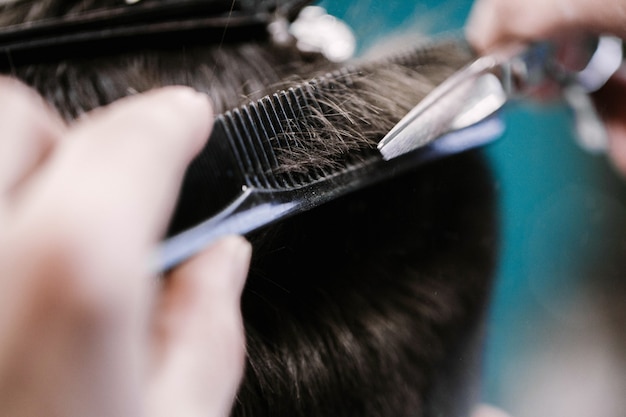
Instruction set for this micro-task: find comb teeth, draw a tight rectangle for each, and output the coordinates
[219,68,376,189]
[167,37,472,237]
[220,89,311,189]
[213,38,472,190]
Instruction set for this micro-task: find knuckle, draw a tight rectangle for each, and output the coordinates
[0,77,36,107]
[1,79,47,124]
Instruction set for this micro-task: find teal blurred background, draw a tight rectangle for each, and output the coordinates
[319,0,626,415]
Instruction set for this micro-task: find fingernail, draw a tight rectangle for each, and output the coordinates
[471,404,512,417]
[465,16,482,50]
[157,86,214,154]
[167,87,213,120]
[218,235,252,294]
[465,2,491,53]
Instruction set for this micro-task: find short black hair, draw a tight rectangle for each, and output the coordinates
[0,2,500,416]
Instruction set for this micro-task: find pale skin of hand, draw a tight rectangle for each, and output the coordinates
[472,404,513,417]
[0,77,251,417]
[466,0,626,176]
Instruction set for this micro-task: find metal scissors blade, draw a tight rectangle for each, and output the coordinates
[378,35,622,161]
[377,41,555,160]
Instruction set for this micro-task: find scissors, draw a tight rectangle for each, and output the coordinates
[378,35,624,160]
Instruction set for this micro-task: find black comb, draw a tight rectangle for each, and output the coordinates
[157,38,504,271]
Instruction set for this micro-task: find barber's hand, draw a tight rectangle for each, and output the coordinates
[466,0,626,176]
[0,77,250,417]
[466,0,626,53]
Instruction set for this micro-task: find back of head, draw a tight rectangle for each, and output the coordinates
[0,1,500,416]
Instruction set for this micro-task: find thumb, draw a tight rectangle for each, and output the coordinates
[148,236,251,417]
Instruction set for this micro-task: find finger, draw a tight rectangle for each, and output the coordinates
[466,0,626,53]
[0,87,212,417]
[148,236,251,417]
[466,0,566,52]
[594,68,626,176]
[62,86,212,246]
[14,86,213,278]
[471,404,512,417]
[0,77,65,197]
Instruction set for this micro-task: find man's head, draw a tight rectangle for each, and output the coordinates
[0,1,500,416]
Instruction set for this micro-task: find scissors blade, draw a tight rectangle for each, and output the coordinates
[378,34,622,161]
[377,57,508,161]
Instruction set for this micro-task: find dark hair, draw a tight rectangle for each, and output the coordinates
[0,2,499,416]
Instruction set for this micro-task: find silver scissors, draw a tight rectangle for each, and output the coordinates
[378,35,624,160]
